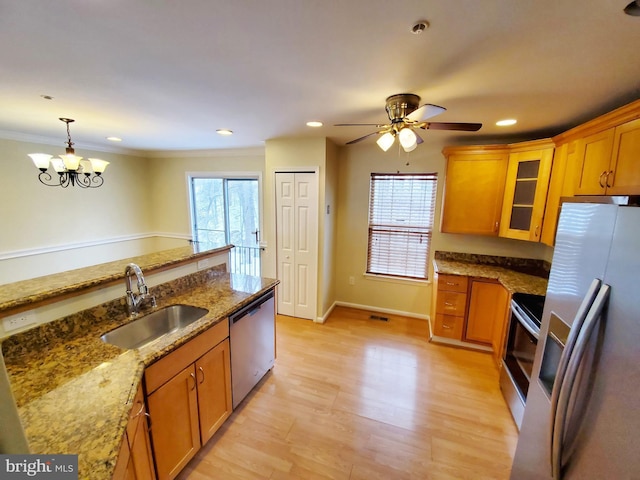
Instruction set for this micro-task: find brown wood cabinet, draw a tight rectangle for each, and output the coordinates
[432,274,468,340]
[575,118,640,195]
[145,320,231,480]
[540,141,578,246]
[499,141,554,242]
[113,385,156,480]
[441,146,509,236]
[464,279,510,359]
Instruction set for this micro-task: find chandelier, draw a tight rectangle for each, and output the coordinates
[28,118,109,188]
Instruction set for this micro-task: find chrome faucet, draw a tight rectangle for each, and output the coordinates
[124,263,156,315]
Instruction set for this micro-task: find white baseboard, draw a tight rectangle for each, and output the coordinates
[315,301,337,324]
[333,301,429,321]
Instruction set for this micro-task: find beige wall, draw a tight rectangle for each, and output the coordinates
[335,140,551,318]
[264,137,339,320]
[2,133,552,318]
[146,149,266,239]
[0,138,153,282]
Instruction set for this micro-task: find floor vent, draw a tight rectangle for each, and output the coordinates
[369,314,389,322]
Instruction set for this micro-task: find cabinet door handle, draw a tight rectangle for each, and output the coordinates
[198,366,205,384]
[442,324,452,329]
[599,170,608,188]
[534,225,540,238]
[606,170,614,188]
[494,221,499,232]
[444,302,454,306]
[189,372,197,391]
[445,282,457,286]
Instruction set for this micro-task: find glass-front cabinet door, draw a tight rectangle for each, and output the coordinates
[499,140,554,241]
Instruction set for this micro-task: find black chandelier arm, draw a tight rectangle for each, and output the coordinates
[37,171,64,187]
[37,170,104,188]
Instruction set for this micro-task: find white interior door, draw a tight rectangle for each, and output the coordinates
[275,172,318,320]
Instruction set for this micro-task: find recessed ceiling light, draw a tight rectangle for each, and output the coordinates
[106,136,122,142]
[216,129,233,136]
[496,119,517,127]
[40,94,54,100]
[306,121,323,127]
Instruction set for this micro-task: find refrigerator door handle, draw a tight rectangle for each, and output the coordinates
[549,279,601,467]
[551,284,610,480]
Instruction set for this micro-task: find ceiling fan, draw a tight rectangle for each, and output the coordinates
[336,93,482,152]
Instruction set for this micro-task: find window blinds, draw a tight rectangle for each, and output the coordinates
[367,173,438,280]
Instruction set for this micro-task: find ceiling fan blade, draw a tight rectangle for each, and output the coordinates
[346,131,382,145]
[407,104,446,122]
[421,122,482,132]
[335,123,388,127]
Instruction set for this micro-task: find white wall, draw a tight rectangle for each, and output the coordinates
[334,140,551,318]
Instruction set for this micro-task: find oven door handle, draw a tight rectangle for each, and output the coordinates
[549,278,601,479]
[510,303,540,340]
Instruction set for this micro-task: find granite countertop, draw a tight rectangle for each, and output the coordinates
[2,268,279,480]
[0,244,232,314]
[433,252,549,296]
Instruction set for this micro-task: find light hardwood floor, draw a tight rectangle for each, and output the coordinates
[177,307,519,480]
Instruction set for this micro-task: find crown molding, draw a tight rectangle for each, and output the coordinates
[142,146,265,159]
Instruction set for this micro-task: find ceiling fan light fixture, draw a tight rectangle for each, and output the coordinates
[399,127,418,151]
[376,132,395,152]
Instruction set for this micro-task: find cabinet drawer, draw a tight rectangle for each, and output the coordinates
[436,291,467,317]
[434,314,463,340]
[146,318,229,394]
[438,275,468,293]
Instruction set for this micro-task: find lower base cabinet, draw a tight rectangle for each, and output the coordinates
[145,320,232,480]
[464,279,510,361]
[113,386,156,480]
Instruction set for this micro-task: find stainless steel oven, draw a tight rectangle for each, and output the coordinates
[500,292,545,429]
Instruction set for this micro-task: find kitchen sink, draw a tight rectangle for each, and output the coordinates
[101,304,209,350]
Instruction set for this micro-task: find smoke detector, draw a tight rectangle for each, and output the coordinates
[411,20,429,34]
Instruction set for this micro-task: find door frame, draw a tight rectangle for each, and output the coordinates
[186,171,264,266]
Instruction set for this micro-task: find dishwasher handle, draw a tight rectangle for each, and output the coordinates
[230,290,274,324]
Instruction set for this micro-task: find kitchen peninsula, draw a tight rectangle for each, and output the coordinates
[0,246,278,479]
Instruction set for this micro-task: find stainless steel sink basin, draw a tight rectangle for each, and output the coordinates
[101,304,209,350]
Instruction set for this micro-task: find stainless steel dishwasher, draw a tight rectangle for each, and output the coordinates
[229,289,275,408]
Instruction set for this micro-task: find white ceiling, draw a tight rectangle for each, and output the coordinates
[1,1,639,154]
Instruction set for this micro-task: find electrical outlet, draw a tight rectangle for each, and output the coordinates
[2,310,37,332]
[348,276,355,285]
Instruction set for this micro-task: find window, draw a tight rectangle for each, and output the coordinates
[367,172,438,280]
[190,176,261,275]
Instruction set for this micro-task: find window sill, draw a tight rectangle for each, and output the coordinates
[363,273,431,286]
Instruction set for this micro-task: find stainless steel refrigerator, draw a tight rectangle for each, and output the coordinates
[510,202,640,479]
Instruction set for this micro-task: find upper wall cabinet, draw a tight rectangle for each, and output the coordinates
[575,118,640,195]
[499,141,554,242]
[441,146,509,236]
